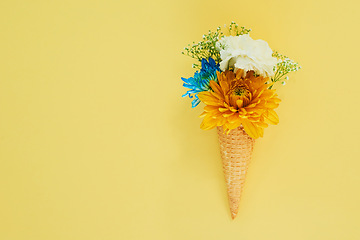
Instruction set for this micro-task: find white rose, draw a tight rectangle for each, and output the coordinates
[216,34,278,78]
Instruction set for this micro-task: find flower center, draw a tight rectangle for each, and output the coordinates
[233,87,246,96]
[230,82,251,107]
[232,84,250,98]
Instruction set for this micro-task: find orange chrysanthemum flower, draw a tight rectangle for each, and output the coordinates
[197,70,281,139]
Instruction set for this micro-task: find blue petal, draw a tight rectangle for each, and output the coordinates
[208,57,215,66]
[191,98,201,108]
[183,83,194,88]
[201,58,207,67]
[181,77,193,84]
[181,57,221,108]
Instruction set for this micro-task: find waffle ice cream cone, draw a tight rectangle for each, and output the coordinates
[217,126,255,219]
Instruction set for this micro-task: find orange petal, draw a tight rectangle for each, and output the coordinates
[200,116,218,130]
[263,109,279,125]
[198,92,220,106]
[223,112,234,118]
[236,99,243,108]
[218,107,229,113]
[210,91,224,101]
[226,119,242,130]
[227,112,239,123]
[199,111,207,118]
[209,80,223,95]
[242,119,260,139]
[204,105,219,112]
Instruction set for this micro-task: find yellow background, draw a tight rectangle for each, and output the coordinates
[1,0,360,239]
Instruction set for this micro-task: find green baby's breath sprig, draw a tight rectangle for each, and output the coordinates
[181,29,223,69]
[270,51,301,88]
[181,22,251,69]
[228,21,251,36]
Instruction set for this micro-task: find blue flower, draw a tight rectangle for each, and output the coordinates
[182,57,221,108]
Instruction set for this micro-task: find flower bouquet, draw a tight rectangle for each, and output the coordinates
[181,22,300,219]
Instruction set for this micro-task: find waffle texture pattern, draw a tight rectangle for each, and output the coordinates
[217,125,255,219]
